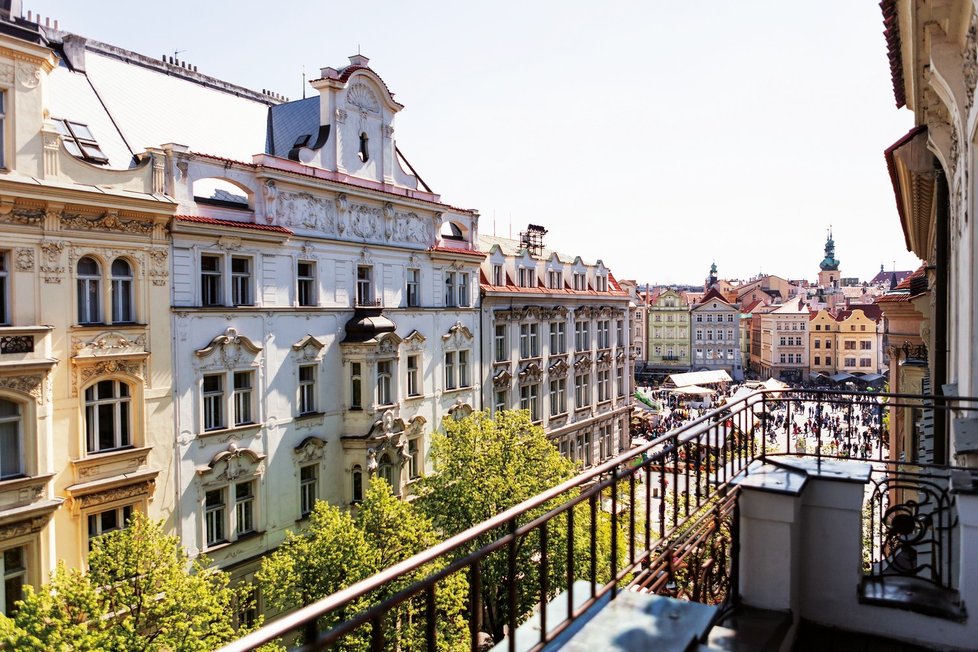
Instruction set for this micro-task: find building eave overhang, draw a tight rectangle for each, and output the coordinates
[884,125,933,259]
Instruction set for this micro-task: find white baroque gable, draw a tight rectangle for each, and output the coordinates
[194,327,263,370]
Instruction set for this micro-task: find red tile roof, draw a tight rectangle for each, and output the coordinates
[881,0,906,108]
[883,125,927,251]
[427,245,486,259]
[174,214,293,234]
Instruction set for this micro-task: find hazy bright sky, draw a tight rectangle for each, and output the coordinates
[28,1,921,285]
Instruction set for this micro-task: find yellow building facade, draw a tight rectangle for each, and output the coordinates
[0,27,176,610]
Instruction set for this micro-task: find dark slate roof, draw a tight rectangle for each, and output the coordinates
[266,96,320,158]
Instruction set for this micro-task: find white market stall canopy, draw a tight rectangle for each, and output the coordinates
[666,370,732,388]
[670,385,714,395]
[762,377,790,392]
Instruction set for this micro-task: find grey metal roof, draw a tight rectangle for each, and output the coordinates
[47,61,134,169]
[82,50,270,164]
[266,96,319,158]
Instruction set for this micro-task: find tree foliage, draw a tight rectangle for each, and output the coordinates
[257,480,467,651]
[418,410,624,642]
[0,512,243,652]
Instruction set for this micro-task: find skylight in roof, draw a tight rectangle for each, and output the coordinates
[53,119,109,164]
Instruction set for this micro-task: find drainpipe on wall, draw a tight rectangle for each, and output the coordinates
[934,163,949,466]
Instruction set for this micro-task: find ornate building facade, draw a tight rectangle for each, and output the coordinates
[479,232,632,469]
[0,13,178,612]
[690,288,742,379]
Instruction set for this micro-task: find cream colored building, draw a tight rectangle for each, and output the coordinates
[646,288,691,382]
[0,17,177,611]
[808,306,884,380]
[755,297,809,382]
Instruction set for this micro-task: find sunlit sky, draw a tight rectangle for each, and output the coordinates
[28,1,921,285]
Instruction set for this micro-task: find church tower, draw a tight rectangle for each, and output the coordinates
[817,229,841,289]
[705,261,718,291]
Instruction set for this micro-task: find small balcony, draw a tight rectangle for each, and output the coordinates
[220,389,978,652]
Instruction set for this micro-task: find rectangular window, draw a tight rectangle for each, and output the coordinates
[203,374,225,431]
[231,256,253,306]
[595,275,608,292]
[408,438,421,480]
[456,272,470,307]
[597,369,610,402]
[458,350,470,387]
[860,341,872,350]
[235,481,255,536]
[54,119,109,163]
[494,325,508,362]
[844,341,856,350]
[407,354,421,396]
[491,264,503,286]
[520,384,540,421]
[350,362,362,409]
[444,351,456,390]
[616,366,625,397]
[548,270,562,289]
[575,321,590,351]
[444,271,457,307]
[616,320,624,347]
[201,254,223,306]
[549,322,566,355]
[596,320,610,348]
[826,340,832,349]
[494,390,507,414]
[298,365,317,415]
[550,378,566,416]
[519,324,539,358]
[377,360,393,405]
[88,504,133,549]
[860,358,872,368]
[205,489,226,546]
[299,464,318,517]
[814,356,821,366]
[233,371,254,426]
[575,373,590,407]
[814,340,820,349]
[406,268,420,307]
[356,265,373,306]
[0,251,7,325]
[1,546,25,616]
[845,357,856,367]
[297,260,316,307]
[826,356,832,365]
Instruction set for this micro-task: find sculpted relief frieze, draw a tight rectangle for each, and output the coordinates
[263,181,434,246]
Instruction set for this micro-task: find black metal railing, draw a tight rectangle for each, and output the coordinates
[864,463,956,588]
[218,388,978,652]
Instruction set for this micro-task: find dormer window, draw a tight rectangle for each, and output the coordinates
[358,132,369,162]
[54,119,109,164]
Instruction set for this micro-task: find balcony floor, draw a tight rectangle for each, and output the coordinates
[793,620,938,652]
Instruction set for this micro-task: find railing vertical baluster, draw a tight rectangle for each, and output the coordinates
[426,585,437,651]
[629,470,636,567]
[761,392,768,457]
[540,523,549,645]
[659,459,667,539]
[567,507,575,623]
[877,400,884,461]
[508,518,518,652]
[645,457,652,555]
[816,394,823,460]
[684,441,691,518]
[303,619,318,649]
[786,394,792,455]
[611,467,619,598]
[589,492,598,598]
[469,561,482,652]
[371,613,385,652]
[672,441,679,529]
[705,421,713,502]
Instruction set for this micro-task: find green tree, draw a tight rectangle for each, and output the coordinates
[418,410,623,642]
[0,513,243,652]
[258,480,467,651]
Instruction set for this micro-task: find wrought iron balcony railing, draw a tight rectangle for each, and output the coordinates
[218,388,978,652]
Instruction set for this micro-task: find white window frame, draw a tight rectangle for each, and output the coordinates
[201,253,223,307]
[575,373,590,407]
[87,504,134,550]
[492,264,503,286]
[550,321,566,355]
[201,370,257,432]
[376,359,394,405]
[299,463,318,518]
[77,256,102,324]
[520,383,540,421]
[0,545,26,616]
[298,364,317,415]
[0,398,23,480]
[110,258,134,324]
[297,260,317,307]
[230,256,254,307]
[495,324,508,362]
[406,268,420,307]
[550,378,566,416]
[356,265,373,306]
[84,379,132,453]
[444,271,457,307]
[456,272,470,307]
[444,351,457,390]
[406,354,422,397]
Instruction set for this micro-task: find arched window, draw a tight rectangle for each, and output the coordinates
[358,132,369,162]
[0,398,22,479]
[111,259,133,323]
[84,380,132,453]
[352,465,363,502]
[77,257,101,324]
